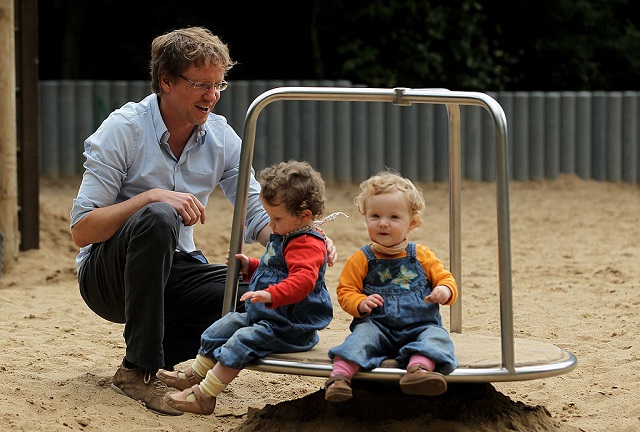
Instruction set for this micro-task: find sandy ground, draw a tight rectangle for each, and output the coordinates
[0,175,638,432]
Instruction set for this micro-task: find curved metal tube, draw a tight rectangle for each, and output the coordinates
[222,87,526,379]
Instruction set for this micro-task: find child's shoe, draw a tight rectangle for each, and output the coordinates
[399,364,447,396]
[163,384,216,415]
[324,374,353,402]
[157,367,204,391]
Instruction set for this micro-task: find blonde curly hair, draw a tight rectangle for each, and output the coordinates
[354,170,425,228]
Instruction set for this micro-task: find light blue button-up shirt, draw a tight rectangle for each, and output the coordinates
[70,93,269,271]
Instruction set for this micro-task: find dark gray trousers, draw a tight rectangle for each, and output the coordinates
[78,202,246,370]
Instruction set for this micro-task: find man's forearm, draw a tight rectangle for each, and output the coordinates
[71,193,153,247]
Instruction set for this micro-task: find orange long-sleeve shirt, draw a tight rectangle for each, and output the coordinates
[336,243,458,318]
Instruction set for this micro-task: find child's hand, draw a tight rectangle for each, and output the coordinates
[326,236,337,267]
[425,285,452,304]
[240,290,273,304]
[226,252,250,275]
[358,294,384,314]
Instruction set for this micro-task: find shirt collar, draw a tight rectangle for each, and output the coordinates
[195,125,207,144]
[151,94,208,146]
[150,94,169,145]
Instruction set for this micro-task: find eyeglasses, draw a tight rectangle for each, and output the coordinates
[179,75,229,92]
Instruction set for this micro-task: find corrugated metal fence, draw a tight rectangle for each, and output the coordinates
[39,80,640,184]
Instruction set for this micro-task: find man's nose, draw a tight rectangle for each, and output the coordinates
[203,87,220,101]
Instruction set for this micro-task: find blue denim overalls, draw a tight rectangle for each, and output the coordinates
[199,229,333,370]
[329,242,458,374]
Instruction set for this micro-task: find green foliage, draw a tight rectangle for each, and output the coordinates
[39,0,640,90]
[315,0,503,89]
[313,0,640,90]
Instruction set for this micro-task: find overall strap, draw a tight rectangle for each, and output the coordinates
[361,244,377,261]
[282,228,326,250]
[406,241,417,258]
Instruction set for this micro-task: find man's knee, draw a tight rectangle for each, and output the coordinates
[135,203,180,240]
[140,202,179,223]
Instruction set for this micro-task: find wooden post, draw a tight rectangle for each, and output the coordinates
[16,0,40,251]
[0,0,18,276]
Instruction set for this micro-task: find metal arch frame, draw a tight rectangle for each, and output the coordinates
[222,87,577,382]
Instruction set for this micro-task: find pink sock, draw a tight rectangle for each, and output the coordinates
[408,354,436,372]
[331,356,360,379]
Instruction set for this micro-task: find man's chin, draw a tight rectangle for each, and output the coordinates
[194,115,209,126]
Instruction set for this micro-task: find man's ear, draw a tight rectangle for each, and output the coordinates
[160,71,173,93]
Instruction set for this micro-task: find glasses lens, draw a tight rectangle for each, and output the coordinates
[184,77,228,92]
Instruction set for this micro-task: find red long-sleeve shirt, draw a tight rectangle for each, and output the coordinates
[243,234,327,308]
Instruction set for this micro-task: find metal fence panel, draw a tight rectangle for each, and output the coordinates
[38,81,640,184]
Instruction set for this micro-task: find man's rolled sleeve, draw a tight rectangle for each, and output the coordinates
[70,194,97,229]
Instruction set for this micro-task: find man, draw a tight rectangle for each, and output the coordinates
[70,27,335,416]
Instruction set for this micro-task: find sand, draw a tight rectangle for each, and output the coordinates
[0,175,638,431]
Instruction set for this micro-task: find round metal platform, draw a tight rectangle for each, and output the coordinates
[247,332,577,383]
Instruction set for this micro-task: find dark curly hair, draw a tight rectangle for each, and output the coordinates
[259,161,326,219]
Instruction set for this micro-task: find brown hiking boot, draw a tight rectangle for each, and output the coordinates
[111,360,183,416]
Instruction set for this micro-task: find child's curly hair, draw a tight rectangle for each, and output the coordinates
[354,169,425,227]
[259,161,326,219]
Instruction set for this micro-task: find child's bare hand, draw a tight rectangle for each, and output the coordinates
[425,285,452,304]
[240,290,273,304]
[326,236,337,267]
[226,252,250,274]
[358,294,384,314]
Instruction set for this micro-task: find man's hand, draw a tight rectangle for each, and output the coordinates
[153,189,206,226]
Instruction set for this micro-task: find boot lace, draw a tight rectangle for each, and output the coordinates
[143,369,169,391]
